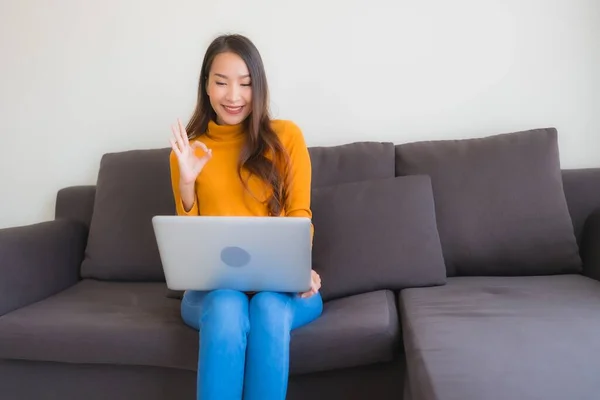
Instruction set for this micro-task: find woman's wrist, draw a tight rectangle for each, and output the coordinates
[179,180,196,212]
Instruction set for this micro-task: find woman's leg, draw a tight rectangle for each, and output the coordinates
[181,289,250,400]
[243,291,324,399]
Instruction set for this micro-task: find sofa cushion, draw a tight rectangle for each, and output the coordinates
[400,274,600,400]
[290,289,400,374]
[81,148,175,281]
[581,207,600,282]
[311,176,446,302]
[395,127,581,277]
[308,141,395,188]
[0,280,196,370]
[561,168,600,244]
[0,281,399,375]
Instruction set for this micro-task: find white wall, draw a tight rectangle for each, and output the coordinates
[0,0,598,228]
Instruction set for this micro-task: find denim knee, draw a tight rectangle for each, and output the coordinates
[201,289,250,337]
[249,292,292,333]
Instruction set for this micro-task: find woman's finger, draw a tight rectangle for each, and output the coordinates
[300,273,320,298]
[177,118,189,145]
[198,153,212,169]
[191,140,209,152]
[172,125,185,151]
[313,272,321,287]
[192,141,212,159]
[169,138,181,157]
[305,281,317,297]
[200,152,212,162]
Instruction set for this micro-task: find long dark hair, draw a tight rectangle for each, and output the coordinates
[186,34,289,216]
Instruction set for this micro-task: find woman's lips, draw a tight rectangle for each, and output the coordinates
[223,105,244,115]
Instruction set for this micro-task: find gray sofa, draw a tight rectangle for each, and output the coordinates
[1,126,599,400]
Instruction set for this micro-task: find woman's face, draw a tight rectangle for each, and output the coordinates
[206,52,253,125]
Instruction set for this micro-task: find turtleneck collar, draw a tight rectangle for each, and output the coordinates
[206,119,245,141]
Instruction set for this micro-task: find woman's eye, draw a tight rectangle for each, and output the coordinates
[216,82,225,86]
[241,83,252,87]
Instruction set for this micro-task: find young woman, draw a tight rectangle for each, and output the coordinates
[168,34,323,400]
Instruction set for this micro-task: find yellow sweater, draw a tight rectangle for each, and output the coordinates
[169,119,312,224]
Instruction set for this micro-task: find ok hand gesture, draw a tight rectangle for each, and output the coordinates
[170,118,212,185]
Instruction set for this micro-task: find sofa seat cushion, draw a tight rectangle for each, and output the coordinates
[0,280,197,370]
[400,274,600,400]
[290,289,400,374]
[0,280,399,375]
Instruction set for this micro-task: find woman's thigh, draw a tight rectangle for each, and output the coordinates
[181,290,322,331]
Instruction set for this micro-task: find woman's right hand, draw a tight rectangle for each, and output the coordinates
[170,118,212,185]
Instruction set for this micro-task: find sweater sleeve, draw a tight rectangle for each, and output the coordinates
[281,121,314,238]
[169,150,199,216]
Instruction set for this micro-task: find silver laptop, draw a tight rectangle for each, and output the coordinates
[152,215,313,293]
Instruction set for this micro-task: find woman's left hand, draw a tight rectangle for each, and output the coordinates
[300,270,321,299]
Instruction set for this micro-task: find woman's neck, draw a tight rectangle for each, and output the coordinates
[206,119,245,141]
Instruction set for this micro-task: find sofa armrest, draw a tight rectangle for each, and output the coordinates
[581,208,600,282]
[0,219,87,316]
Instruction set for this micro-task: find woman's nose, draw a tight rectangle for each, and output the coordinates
[226,84,241,102]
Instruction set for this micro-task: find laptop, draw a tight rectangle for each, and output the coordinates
[151,215,313,293]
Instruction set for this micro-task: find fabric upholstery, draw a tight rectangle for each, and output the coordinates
[581,207,600,281]
[290,289,400,374]
[0,220,86,317]
[0,360,196,400]
[0,280,196,370]
[311,176,446,301]
[400,275,600,400]
[55,185,97,229]
[308,141,395,188]
[561,168,600,244]
[0,281,399,375]
[395,127,581,277]
[0,358,405,400]
[81,148,175,281]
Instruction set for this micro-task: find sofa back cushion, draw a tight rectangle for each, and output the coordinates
[308,141,395,188]
[81,148,175,281]
[395,127,582,277]
[83,142,396,283]
[311,175,446,301]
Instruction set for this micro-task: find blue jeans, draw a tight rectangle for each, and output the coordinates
[181,289,323,400]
